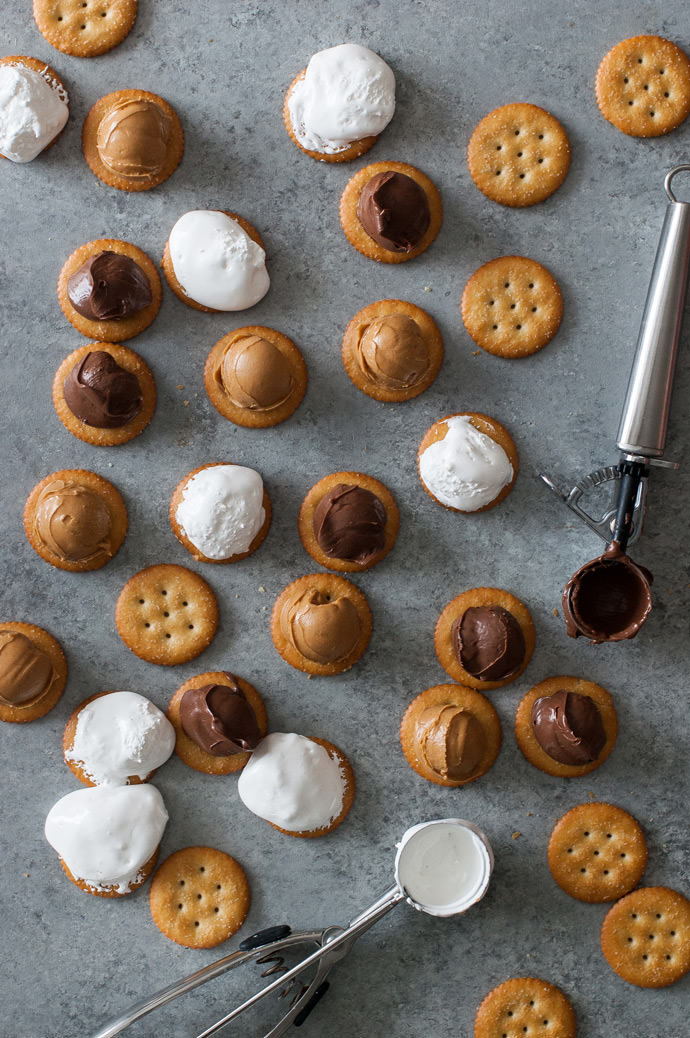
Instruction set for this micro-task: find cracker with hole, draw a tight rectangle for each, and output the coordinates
[115,564,219,666]
[33,0,138,58]
[149,846,250,948]
[596,35,690,137]
[474,976,576,1038]
[548,802,647,903]
[467,103,570,207]
[461,257,563,358]
[601,886,690,987]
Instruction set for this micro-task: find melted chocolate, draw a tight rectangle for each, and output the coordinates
[451,606,525,681]
[63,351,143,428]
[531,690,606,765]
[312,483,386,565]
[67,251,152,321]
[179,678,260,756]
[563,541,652,642]
[356,171,430,252]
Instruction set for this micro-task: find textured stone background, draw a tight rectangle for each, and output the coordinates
[1,1,689,1036]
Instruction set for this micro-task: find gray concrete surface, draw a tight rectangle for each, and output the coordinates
[1,1,689,1036]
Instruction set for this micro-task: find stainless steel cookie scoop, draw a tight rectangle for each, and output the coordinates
[541,164,690,641]
[89,818,493,1038]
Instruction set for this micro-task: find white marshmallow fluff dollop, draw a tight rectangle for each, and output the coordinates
[0,63,69,163]
[176,465,266,560]
[418,415,513,511]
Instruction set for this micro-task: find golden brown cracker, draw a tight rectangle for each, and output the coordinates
[298,471,399,572]
[115,564,219,666]
[601,886,690,987]
[149,846,250,948]
[417,412,519,513]
[400,683,501,788]
[548,802,647,903]
[0,621,67,724]
[270,573,372,676]
[0,56,68,159]
[434,588,535,690]
[596,36,690,137]
[271,738,356,838]
[52,342,156,446]
[283,70,379,163]
[340,161,443,263]
[57,239,162,342]
[82,89,183,191]
[474,977,576,1038]
[515,675,618,778]
[169,463,272,564]
[467,103,570,207]
[23,468,127,572]
[341,299,444,402]
[168,671,268,775]
[162,211,264,312]
[204,326,307,428]
[33,0,137,58]
[461,256,563,358]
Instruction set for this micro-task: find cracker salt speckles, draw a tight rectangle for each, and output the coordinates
[548,802,647,902]
[596,36,690,137]
[601,886,690,987]
[33,0,138,58]
[467,103,570,207]
[461,256,563,358]
[474,977,576,1038]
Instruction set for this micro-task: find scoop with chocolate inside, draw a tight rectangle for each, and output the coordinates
[563,542,653,643]
[217,333,293,411]
[357,171,430,252]
[452,606,526,682]
[313,484,387,565]
[96,99,171,180]
[63,351,143,429]
[531,690,606,765]
[281,588,361,664]
[33,480,113,563]
[0,631,53,707]
[67,252,152,322]
[358,314,429,390]
[179,679,260,757]
[415,704,486,781]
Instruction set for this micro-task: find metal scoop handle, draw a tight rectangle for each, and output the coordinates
[617,165,690,458]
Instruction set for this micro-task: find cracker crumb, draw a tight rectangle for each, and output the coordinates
[472,350,481,356]
[553,607,558,617]
[589,790,596,798]
[183,400,189,407]
[423,285,432,292]
[23,873,30,878]
[177,385,184,390]
[258,586,266,593]
[512,831,521,839]
[526,811,532,816]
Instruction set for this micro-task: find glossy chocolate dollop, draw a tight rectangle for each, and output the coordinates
[452,606,525,681]
[563,541,653,643]
[415,704,485,780]
[67,251,152,321]
[531,690,606,765]
[179,678,260,756]
[356,171,430,252]
[217,334,293,410]
[313,484,386,565]
[63,351,143,429]
[358,314,429,389]
[281,589,360,663]
[96,99,170,179]
[34,480,113,563]
[0,631,53,707]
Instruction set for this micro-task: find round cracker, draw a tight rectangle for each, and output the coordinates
[417,412,519,513]
[515,675,618,778]
[400,683,501,788]
[474,977,576,1038]
[595,36,690,138]
[149,846,250,948]
[82,89,183,191]
[298,471,399,572]
[52,342,156,446]
[601,886,690,987]
[339,161,443,264]
[434,587,535,690]
[115,564,219,666]
[270,573,372,676]
[283,70,380,163]
[341,299,444,402]
[467,103,570,207]
[24,468,127,572]
[204,325,307,428]
[33,0,137,58]
[461,256,563,358]
[270,738,355,838]
[162,211,265,313]
[0,56,68,160]
[57,239,162,342]
[0,621,67,724]
[169,462,271,565]
[548,802,647,903]
[168,671,268,775]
